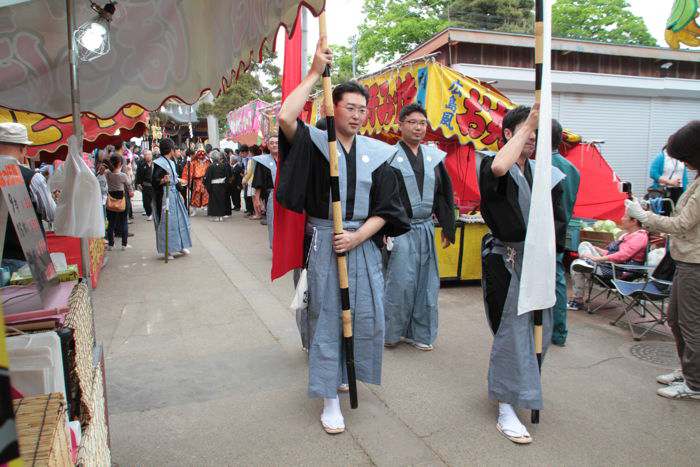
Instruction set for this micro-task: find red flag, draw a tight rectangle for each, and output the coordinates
[271,9,306,280]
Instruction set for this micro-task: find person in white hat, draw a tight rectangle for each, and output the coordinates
[0,122,55,271]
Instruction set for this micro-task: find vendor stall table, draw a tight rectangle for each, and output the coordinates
[46,234,105,289]
[435,219,489,283]
[4,281,110,466]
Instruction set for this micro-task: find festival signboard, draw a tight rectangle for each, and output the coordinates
[307,61,518,151]
[0,158,58,292]
[226,99,271,146]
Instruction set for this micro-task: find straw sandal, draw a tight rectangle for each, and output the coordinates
[497,423,532,445]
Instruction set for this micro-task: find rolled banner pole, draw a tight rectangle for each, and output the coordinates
[531,0,546,425]
[164,181,170,264]
[319,12,358,409]
[187,158,192,214]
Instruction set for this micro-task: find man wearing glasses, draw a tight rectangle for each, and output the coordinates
[383,104,456,351]
[277,38,409,434]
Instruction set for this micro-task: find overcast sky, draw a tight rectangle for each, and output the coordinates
[274,0,695,68]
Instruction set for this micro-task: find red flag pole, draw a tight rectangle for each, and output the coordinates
[271,6,306,280]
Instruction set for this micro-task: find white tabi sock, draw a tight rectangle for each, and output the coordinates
[498,403,529,438]
[321,396,344,429]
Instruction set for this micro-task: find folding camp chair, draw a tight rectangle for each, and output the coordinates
[609,263,672,341]
[584,262,651,314]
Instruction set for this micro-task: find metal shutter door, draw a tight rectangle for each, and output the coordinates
[648,98,700,181]
[502,90,561,120]
[558,93,651,194]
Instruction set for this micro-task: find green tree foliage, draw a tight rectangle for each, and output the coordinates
[332,43,364,82]
[197,51,281,134]
[352,0,657,72]
[354,0,534,67]
[552,0,657,46]
[448,0,534,34]
[357,0,450,64]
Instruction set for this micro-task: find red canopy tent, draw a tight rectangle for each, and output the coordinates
[0,104,149,162]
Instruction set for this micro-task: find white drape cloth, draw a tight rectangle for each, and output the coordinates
[518,0,556,315]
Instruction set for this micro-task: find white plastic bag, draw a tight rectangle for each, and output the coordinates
[290,269,308,310]
[54,136,105,238]
[291,269,310,351]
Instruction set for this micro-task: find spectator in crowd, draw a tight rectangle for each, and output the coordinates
[239,145,255,216]
[136,149,155,221]
[96,157,109,219]
[204,149,232,222]
[124,158,135,222]
[244,145,262,220]
[105,154,133,251]
[649,147,689,204]
[550,119,580,346]
[627,120,700,401]
[567,215,649,311]
[182,148,195,206]
[228,148,244,211]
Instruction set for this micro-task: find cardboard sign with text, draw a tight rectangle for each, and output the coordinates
[0,158,57,292]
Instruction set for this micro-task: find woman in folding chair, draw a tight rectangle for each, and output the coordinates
[626,120,700,402]
[567,214,649,311]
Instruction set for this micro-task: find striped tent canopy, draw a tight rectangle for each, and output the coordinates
[0,0,324,118]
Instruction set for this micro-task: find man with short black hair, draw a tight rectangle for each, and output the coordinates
[135,149,155,221]
[383,103,456,351]
[277,38,409,434]
[252,136,279,245]
[239,145,255,216]
[478,105,568,444]
[150,137,192,259]
[228,148,244,211]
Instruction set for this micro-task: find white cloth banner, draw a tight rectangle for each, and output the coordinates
[518,0,556,315]
[0,0,323,118]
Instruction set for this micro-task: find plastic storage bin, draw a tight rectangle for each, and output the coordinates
[6,331,67,400]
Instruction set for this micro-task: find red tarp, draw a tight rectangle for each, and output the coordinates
[442,141,627,221]
[563,143,627,221]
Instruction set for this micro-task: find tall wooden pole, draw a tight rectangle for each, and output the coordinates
[319,12,358,409]
[164,181,170,263]
[531,0,545,425]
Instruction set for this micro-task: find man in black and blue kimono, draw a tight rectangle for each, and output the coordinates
[478,105,567,444]
[277,38,409,435]
[384,103,456,351]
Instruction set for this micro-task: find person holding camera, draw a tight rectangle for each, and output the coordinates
[627,121,700,401]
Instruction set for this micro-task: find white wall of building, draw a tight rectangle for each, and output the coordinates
[455,64,700,194]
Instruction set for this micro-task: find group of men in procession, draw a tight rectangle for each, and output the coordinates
[0,31,584,444]
[131,136,280,259]
[272,38,585,443]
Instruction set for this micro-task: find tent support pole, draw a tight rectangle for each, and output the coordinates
[66,0,94,295]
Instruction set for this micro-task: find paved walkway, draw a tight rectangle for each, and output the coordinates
[94,205,698,466]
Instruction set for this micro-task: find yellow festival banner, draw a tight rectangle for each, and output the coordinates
[307,61,579,148]
[308,61,516,151]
